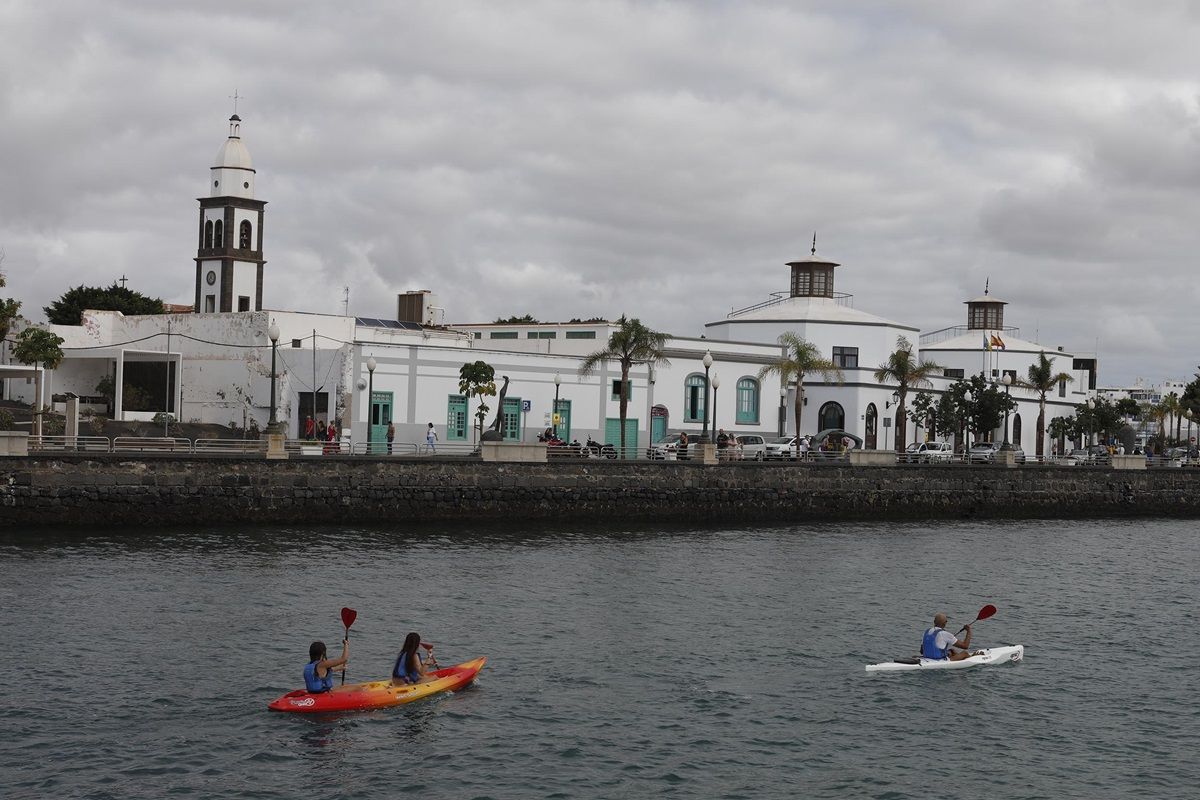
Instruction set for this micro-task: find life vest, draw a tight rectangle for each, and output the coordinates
[304,661,334,693]
[393,650,421,682]
[921,626,950,660]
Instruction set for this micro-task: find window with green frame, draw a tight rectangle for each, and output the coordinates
[684,374,707,422]
[565,330,596,339]
[611,379,632,401]
[446,395,468,440]
[735,378,759,425]
[489,331,518,339]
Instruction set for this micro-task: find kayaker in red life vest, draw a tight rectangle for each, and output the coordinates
[304,639,349,693]
[392,632,432,685]
[921,613,972,661]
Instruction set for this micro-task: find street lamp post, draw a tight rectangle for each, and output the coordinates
[963,389,973,464]
[552,373,561,438]
[268,322,280,430]
[366,356,377,449]
[1000,373,1013,451]
[1086,397,1095,447]
[701,350,713,442]
[779,385,787,436]
[712,374,721,444]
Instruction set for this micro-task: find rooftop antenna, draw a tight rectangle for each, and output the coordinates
[343,286,350,317]
[984,277,990,296]
[811,232,817,256]
[229,89,243,115]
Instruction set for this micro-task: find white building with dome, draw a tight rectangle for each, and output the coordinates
[4,114,1097,457]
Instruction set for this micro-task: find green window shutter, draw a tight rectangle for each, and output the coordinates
[447,395,468,440]
[502,398,522,441]
[684,374,707,422]
[736,378,759,425]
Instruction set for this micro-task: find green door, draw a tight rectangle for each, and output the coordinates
[554,399,572,441]
[605,417,639,459]
[369,391,393,446]
[502,397,522,441]
[447,395,468,441]
[651,414,667,443]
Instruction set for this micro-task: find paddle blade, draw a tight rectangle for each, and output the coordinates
[341,607,357,630]
[976,604,997,622]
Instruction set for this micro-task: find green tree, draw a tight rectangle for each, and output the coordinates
[0,249,21,343]
[907,391,937,444]
[44,283,165,325]
[1048,415,1076,452]
[493,314,540,324]
[458,361,497,445]
[1114,398,1141,419]
[96,374,115,416]
[947,375,1015,443]
[1021,352,1074,458]
[1162,391,1182,444]
[13,327,65,437]
[579,315,669,456]
[1074,398,1124,445]
[874,336,942,451]
[934,391,963,443]
[757,333,844,445]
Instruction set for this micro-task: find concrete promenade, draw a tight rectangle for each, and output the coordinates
[2,454,1199,528]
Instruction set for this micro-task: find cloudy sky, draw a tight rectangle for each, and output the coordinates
[2,1,1198,385]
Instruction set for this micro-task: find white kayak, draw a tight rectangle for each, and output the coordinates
[865,644,1024,673]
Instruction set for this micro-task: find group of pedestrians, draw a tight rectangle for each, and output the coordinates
[302,415,342,454]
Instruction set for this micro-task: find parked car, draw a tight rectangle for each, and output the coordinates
[736,434,768,461]
[903,441,955,463]
[1062,447,1092,465]
[1086,445,1112,465]
[646,433,684,460]
[763,436,797,460]
[968,442,1026,464]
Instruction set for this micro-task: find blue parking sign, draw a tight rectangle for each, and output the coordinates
[521,400,532,412]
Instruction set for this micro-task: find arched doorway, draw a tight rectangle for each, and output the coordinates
[865,403,878,449]
[1012,413,1022,449]
[818,401,845,432]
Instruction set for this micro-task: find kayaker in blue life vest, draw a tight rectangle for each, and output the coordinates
[392,632,430,685]
[921,613,973,661]
[304,638,349,693]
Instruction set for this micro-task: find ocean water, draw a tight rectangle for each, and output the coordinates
[1,519,1197,799]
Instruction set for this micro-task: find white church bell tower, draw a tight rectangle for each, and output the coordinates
[194,114,267,313]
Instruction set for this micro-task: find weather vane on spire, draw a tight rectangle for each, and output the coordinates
[229,89,243,115]
[984,277,990,296]
[811,232,817,256]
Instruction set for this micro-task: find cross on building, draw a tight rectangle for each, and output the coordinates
[119,274,128,288]
[229,89,243,115]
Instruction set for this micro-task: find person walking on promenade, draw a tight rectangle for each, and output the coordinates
[426,422,438,454]
[386,421,396,455]
[317,419,327,443]
[304,415,315,440]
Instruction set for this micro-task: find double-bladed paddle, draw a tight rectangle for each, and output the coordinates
[340,607,357,685]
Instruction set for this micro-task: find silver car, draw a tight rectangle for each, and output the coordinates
[763,436,797,460]
[736,434,768,460]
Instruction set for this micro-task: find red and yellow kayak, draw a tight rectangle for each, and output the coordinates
[268,657,486,713]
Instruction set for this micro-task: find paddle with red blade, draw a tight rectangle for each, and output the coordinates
[956,603,997,635]
[420,641,438,669]
[340,607,357,685]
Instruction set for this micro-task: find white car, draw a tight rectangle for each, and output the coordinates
[763,436,797,460]
[737,434,768,460]
[903,441,955,463]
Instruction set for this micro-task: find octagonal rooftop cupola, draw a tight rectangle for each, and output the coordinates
[786,234,840,298]
[965,283,1007,330]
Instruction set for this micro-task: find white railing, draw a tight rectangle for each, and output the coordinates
[111,436,193,453]
[351,441,421,456]
[193,438,268,455]
[28,435,112,452]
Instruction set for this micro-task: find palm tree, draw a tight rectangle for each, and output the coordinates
[873,336,942,452]
[1022,352,1074,458]
[757,332,843,441]
[1163,392,1181,444]
[579,315,669,457]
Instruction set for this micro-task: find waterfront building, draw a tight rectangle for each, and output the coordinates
[3,114,1098,454]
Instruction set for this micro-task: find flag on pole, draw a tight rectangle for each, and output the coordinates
[983,335,991,351]
[990,334,1006,350]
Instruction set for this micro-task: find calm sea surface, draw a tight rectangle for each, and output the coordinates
[1,518,1198,799]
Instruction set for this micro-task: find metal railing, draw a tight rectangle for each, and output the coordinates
[27,435,113,453]
[111,437,193,453]
[193,438,268,455]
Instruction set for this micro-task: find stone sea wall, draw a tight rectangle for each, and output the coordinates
[3,455,1200,528]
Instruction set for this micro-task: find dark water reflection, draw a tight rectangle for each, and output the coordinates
[1,519,1198,799]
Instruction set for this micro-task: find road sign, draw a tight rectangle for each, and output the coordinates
[553,413,561,425]
[521,400,532,412]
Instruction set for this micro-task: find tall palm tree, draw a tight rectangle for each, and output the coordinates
[873,336,942,452]
[1163,391,1181,444]
[1022,352,1074,458]
[579,315,669,457]
[757,332,843,441]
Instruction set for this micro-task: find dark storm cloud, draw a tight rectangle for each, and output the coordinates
[2,0,1199,383]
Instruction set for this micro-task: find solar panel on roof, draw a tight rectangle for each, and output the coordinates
[356,317,424,330]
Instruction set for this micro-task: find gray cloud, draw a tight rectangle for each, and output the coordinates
[2,1,1199,384]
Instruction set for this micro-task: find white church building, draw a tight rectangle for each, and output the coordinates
[4,115,1097,455]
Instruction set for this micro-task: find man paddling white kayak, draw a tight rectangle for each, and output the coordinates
[922,612,975,662]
